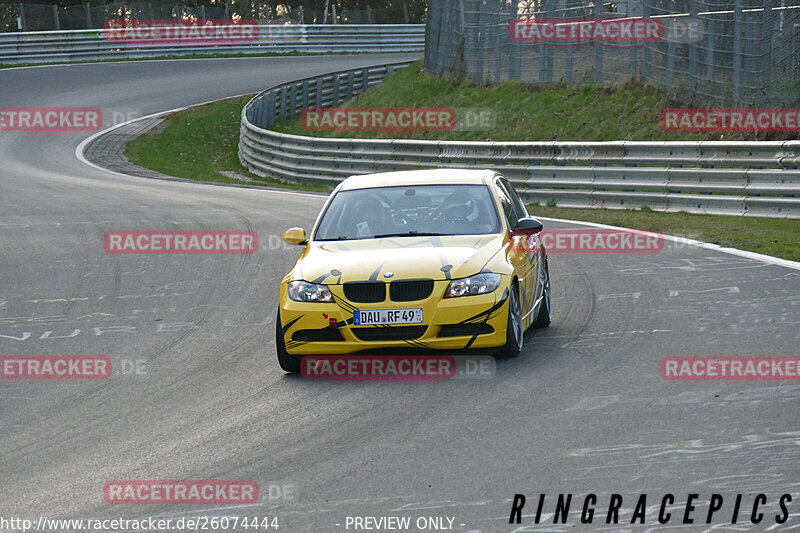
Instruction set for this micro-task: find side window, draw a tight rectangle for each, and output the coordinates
[494,180,515,230]
[495,178,525,230]
[500,177,528,219]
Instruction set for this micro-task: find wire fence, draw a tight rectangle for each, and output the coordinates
[0,3,413,32]
[425,0,800,107]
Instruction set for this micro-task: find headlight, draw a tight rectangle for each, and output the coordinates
[444,273,501,298]
[287,280,333,303]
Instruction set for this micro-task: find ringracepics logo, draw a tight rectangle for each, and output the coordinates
[104,231,258,254]
[510,17,663,43]
[0,108,102,131]
[103,481,258,504]
[509,493,794,526]
[1,356,111,379]
[661,108,800,132]
[511,229,664,254]
[103,19,258,43]
[661,357,800,380]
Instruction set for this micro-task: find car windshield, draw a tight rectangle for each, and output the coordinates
[314,184,502,241]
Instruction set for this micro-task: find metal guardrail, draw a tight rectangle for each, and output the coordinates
[239,63,800,219]
[0,24,424,64]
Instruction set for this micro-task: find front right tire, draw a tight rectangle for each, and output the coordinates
[276,309,301,374]
[532,257,551,329]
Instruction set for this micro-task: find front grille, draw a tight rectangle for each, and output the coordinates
[351,326,427,341]
[390,279,434,302]
[343,282,385,303]
[437,323,495,338]
[292,328,345,342]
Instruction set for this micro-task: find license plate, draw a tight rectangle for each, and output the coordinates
[354,308,424,326]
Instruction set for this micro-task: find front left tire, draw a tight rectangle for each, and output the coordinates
[495,283,523,358]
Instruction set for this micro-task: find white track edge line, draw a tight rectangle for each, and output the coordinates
[74,95,324,199]
[537,216,800,271]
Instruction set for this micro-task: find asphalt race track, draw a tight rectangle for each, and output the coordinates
[1,55,799,532]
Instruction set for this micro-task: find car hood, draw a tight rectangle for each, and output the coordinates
[299,235,504,284]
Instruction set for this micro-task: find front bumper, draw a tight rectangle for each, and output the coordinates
[279,279,511,355]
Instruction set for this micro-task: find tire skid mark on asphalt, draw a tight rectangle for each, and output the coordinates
[540,254,597,358]
[564,384,800,414]
[618,255,772,276]
[570,430,800,458]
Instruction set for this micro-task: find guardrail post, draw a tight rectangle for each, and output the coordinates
[593,0,603,84]
[259,97,268,127]
[279,86,288,119]
[361,67,370,92]
[732,0,743,105]
[250,100,258,127]
[315,78,323,108]
[346,71,355,100]
[266,91,276,127]
[332,74,340,106]
[289,84,298,118]
[302,80,310,111]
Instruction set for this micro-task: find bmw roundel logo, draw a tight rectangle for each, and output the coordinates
[383,272,395,278]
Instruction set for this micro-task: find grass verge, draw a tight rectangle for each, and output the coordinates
[271,62,798,142]
[125,95,330,192]
[529,205,800,262]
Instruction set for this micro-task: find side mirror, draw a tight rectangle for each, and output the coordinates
[282,227,308,246]
[510,217,543,236]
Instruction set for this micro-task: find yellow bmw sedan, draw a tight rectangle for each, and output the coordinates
[275,169,551,373]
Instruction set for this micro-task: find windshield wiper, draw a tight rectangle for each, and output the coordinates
[317,236,355,241]
[373,231,454,238]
